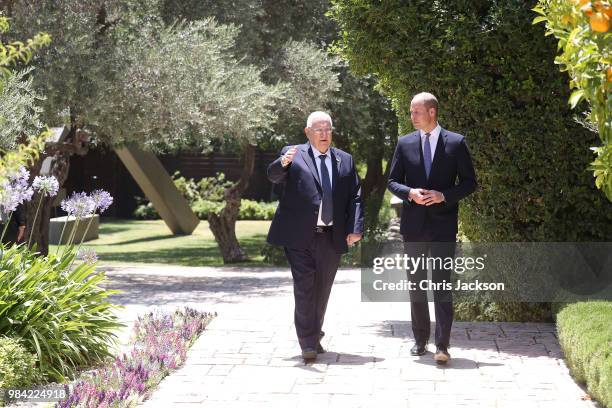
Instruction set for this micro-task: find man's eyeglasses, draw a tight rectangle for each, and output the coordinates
[310,127,334,135]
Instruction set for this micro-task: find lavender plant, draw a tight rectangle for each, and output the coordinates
[56,308,215,408]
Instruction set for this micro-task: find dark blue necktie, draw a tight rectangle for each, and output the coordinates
[423,132,432,178]
[319,154,333,224]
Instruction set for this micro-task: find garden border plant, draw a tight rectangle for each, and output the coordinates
[56,308,215,407]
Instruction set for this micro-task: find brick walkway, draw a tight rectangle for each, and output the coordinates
[103,265,599,408]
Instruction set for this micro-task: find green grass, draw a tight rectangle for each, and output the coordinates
[557,301,612,407]
[50,219,272,267]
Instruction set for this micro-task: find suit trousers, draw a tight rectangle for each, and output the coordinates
[403,230,456,348]
[285,229,341,350]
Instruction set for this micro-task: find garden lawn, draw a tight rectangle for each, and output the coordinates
[50,219,271,267]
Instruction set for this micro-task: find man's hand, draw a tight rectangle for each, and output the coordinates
[346,233,362,246]
[408,188,429,205]
[16,226,25,242]
[281,146,297,167]
[421,190,445,206]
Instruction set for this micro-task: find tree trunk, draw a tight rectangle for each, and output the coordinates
[208,143,256,263]
[362,150,391,233]
[361,120,397,233]
[25,125,88,255]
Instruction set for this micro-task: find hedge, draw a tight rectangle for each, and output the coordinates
[329,0,612,242]
[557,301,612,407]
[329,0,612,321]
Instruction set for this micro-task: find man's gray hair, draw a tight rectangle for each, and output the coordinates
[306,111,333,128]
[411,92,439,112]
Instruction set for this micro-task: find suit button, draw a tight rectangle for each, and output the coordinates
[314,210,319,215]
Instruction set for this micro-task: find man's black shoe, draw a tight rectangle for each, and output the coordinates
[302,347,317,361]
[410,342,427,356]
[434,346,450,364]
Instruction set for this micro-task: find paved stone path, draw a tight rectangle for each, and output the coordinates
[103,264,599,408]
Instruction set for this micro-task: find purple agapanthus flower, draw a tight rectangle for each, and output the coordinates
[8,166,30,184]
[32,175,60,197]
[0,166,33,213]
[90,189,113,213]
[77,247,98,264]
[61,192,95,218]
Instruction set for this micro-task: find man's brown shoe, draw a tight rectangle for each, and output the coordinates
[434,347,450,364]
[302,347,317,361]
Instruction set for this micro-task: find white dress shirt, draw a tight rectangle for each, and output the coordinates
[310,145,334,226]
[420,123,441,162]
[407,123,445,202]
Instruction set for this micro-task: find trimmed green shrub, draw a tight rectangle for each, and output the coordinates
[0,336,40,389]
[237,200,277,220]
[192,200,224,219]
[133,172,277,221]
[455,302,552,322]
[0,244,123,381]
[557,301,612,407]
[133,197,160,220]
[329,0,612,322]
[329,0,612,241]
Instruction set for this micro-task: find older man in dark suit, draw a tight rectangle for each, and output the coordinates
[267,111,364,362]
[388,92,477,364]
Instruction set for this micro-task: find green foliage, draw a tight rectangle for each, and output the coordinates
[160,0,344,149]
[0,244,123,382]
[0,68,45,150]
[534,0,612,201]
[137,199,277,221]
[236,200,277,221]
[329,0,612,241]
[194,173,233,203]
[171,172,202,205]
[0,16,50,75]
[268,40,341,143]
[0,336,40,390]
[557,301,612,407]
[0,15,49,188]
[260,244,288,266]
[454,302,552,322]
[191,200,223,220]
[132,198,159,220]
[133,171,277,220]
[3,2,286,152]
[133,172,229,218]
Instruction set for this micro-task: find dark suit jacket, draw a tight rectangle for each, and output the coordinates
[267,143,364,254]
[388,128,477,240]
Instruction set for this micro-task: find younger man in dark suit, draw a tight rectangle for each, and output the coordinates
[388,92,477,364]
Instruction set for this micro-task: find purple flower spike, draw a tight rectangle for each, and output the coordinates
[90,189,113,213]
[77,247,98,264]
[0,166,33,213]
[32,175,60,197]
[61,192,95,218]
